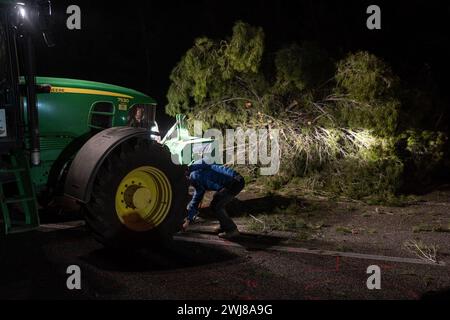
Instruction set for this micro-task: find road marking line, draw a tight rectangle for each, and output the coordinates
[39,222,84,230]
[174,235,447,267]
[36,221,447,267]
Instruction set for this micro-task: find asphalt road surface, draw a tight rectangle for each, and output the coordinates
[1,221,449,300]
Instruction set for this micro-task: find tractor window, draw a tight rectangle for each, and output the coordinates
[127,104,156,129]
[93,102,113,113]
[89,102,115,130]
[0,20,8,104]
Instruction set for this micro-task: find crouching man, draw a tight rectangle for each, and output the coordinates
[182,159,245,239]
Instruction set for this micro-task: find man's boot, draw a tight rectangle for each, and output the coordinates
[218,228,240,239]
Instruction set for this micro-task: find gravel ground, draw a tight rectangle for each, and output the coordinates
[0,186,449,300]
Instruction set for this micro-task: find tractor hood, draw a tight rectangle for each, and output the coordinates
[30,77,157,103]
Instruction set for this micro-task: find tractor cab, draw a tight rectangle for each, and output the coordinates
[1,1,189,246]
[0,1,22,154]
[1,0,53,158]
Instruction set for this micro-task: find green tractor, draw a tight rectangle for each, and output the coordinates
[0,0,209,247]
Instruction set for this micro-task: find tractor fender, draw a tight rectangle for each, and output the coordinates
[64,127,150,203]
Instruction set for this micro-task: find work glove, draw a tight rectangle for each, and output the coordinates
[181,218,190,232]
[181,214,205,232]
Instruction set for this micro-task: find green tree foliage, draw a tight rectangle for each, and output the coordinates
[336,51,400,102]
[165,22,449,202]
[166,21,266,128]
[273,42,332,96]
[220,22,265,76]
[400,130,449,187]
[333,52,401,136]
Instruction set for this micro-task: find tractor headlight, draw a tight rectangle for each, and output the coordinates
[150,123,161,143]
[18,6,27,19]
[13,3,28,28]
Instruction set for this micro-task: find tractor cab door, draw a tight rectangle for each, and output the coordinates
[0,6,22,155]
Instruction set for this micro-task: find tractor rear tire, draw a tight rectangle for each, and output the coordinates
[82,137,189,248]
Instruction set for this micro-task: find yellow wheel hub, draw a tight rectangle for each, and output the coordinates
[115,166,172,232]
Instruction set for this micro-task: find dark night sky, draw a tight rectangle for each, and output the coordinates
[34,0,450,130]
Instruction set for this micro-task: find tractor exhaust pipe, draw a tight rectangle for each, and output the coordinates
[15,1,42,166]
[23,31,40,166]
[21,0,55,166]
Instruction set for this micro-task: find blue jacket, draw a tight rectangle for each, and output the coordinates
[187,160,239,221]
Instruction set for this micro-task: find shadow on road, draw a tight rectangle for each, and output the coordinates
[0,226,241,299]
[0,229,80,299]
[80,240,240,273]
[182,228,288,251]
[199,194,300,219]
[421,288,450,300]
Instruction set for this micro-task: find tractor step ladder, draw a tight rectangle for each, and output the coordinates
[0,152,40,235]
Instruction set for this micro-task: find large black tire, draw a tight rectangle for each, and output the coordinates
[82,137,189,248]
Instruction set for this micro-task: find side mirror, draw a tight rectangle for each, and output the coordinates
[12,3,27,31]
[11,1,55,47]
[37,0,54,47]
